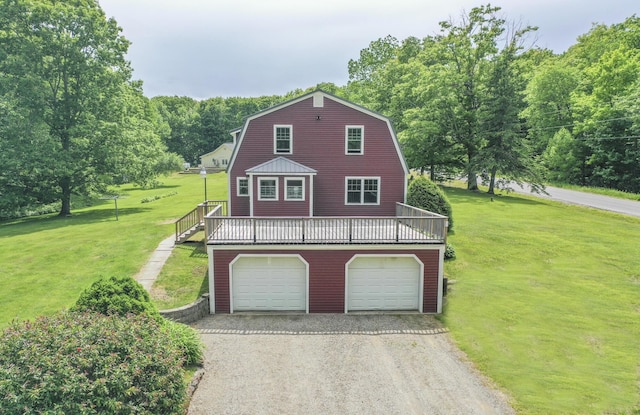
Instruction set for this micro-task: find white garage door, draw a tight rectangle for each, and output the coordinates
[347,256,421,311]
[231,256,307,312]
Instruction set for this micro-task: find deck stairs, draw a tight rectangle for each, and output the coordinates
[175,200,227,244]
[176,222,204,244]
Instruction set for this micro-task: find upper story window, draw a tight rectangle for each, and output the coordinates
[258,177,278,200]
[285,178,304,201]
[237,177,249,197]
[274,125,292,154]
[345,126,364,155]
[345,177,380,205]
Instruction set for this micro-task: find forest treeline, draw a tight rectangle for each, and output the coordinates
[1,1,638,219]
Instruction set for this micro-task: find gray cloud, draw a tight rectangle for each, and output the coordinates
[99,0,639,98]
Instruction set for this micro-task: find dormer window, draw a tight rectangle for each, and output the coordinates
[346,126,364,155]
[274,125,292,154]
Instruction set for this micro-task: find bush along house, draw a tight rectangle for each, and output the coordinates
[175,90,448,314]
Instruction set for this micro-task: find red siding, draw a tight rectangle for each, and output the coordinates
[229,96,406,216]
[212,248,440,314]
[251,175,311,217]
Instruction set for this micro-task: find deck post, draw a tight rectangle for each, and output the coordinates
[348,218,353,243]
[395,217,400,242]
[252,219,257,243]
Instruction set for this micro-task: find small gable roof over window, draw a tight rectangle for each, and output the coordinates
[246,157,317,175]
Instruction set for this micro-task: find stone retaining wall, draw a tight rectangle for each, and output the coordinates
[160,294,210,324]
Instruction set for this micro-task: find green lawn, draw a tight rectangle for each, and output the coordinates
[151,240,208,310]
[442,185,640,414]
[0,172,227,328]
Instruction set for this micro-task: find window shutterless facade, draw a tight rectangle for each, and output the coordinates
[345,177,380,205]
[258,177,278,200]
[274,125,292,154]
[345,126,364,155]
[285,178,305,201]
[237,177,249,197]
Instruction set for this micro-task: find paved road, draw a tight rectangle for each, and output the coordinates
[508,183,640,218]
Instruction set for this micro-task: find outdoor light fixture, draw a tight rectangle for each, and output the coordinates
[200,167,207,201]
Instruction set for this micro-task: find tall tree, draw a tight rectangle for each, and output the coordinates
[0,0,165,216]
[477,24,543,194]
[432,5,507,190]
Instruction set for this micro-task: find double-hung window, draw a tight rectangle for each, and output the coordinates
[345,126,364,155]
[285,178,304,201]
[345,177,380,205]
[258,177,278,200]
[237,177,249,197]
[274,125,292,154]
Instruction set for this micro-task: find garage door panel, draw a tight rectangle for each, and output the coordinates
[348,257,420,311]
[232,257,306,312]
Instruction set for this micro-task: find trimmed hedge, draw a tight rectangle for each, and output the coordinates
[0,312,187,414]
[72,276,160,320]
[407,175,454,232]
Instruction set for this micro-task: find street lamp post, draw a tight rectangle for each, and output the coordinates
[199,167,207,201]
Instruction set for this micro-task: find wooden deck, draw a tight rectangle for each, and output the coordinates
[197,202,447,245]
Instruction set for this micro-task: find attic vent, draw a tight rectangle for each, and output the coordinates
[313,93,324,108]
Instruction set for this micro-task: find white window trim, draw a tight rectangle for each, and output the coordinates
[344,176,381,205]
[273,124,293,154]
[236,177,249,197]
[345,125,364,155]
[284,177,305,201]
[258,177,279,201]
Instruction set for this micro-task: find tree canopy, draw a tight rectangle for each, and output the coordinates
[0,0,177,217]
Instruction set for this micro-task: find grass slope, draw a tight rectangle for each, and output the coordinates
[442,186,640,414]
[0,172,227,328]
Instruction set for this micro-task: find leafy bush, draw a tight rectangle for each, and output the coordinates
[163,320,204,366]
[72,276,161,320]
[141,191,178,203]
[445,242,456,260]
[72,276,204,367]
[407,175,454,232]
[0,312,187,414]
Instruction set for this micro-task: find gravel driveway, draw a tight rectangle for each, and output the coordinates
[188,314,514,415]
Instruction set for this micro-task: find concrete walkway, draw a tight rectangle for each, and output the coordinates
[134,235,175,291]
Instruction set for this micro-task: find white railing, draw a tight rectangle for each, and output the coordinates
[203,203,447,244]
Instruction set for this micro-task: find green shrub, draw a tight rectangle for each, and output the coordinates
[0,312,187,414]
[407,175,454,232]
[163,320,204,366]
[72,276,161,320]
[72,276,204,367]
[445,242,456,260]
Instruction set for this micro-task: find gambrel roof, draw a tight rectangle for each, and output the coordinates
[227,89,408,175]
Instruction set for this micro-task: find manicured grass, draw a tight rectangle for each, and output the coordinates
[0,172,228,328]
[442,185,640,414]
[151,240,208,310]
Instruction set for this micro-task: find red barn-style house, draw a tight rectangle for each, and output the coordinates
[177,90,448,314]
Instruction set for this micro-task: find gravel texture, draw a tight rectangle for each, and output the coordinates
[188,314,515,415]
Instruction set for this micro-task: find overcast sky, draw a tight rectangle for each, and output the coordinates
[98,0,638,99]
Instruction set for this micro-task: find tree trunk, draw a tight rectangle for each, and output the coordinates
[58,177,72,216]
[487,166,497,194]
[430,165,436,182]
[467,172,478,190]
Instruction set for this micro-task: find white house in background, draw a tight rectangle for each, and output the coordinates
[200,143,234,169]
